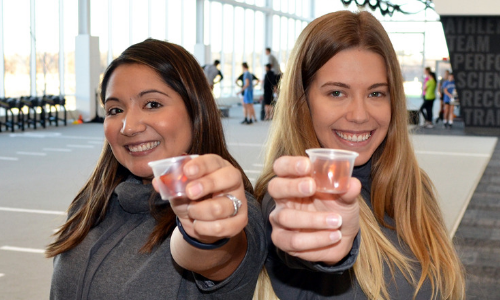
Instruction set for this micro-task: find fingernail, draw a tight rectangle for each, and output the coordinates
[326,215,342,228]
[187,183,203,198]
[330,231,342,243]
[298,179,314,195]
[296,160,309,174]
[184,165,198,176]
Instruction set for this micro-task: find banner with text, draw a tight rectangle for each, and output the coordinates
[441,16,500,132]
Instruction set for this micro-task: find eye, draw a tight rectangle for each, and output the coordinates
[106,107,123,116]
[369,91,385,98]
[145,101,163,109]
[330,91,343,97]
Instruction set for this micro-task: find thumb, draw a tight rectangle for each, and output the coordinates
[338,177,362,205]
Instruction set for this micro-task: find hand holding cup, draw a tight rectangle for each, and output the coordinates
[150,154,248,244]
[267,151,360,265]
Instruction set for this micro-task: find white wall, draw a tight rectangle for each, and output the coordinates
[434,0,500,16]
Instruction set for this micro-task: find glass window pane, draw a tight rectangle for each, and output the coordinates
[280,17,288,64]
[63,0,78,110]
[272,15,280,54]
[91,0,108,76]
[131,0,149,44]
[151,0,166,40]
[281,0,288,13]
[222,4,234,97]
[209,2,222,54]
[111,0,130,58]
[183,0,196,52]
[167,1,182,45]
[36,0,60,96]
[255,11,265,75]
[245,9,254,66]
[3,0,31,97]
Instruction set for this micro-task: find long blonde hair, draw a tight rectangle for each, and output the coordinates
[255,11,464,299]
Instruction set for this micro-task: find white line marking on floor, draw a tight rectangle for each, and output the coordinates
[248,177,256,181]
[244,170,262,174]
[57,135,103,140]
[0,207,66,215]
[87,140,104,144]
[415,150,490,158]
[253,163,264,167]
[16,151,47,156]
[67,144,95,148]
[227,142,263,147]
[0,246,45,254]
[0,157,18,161]
[43,148,72,152]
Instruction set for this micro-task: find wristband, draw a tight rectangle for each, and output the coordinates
[176,217,230,250]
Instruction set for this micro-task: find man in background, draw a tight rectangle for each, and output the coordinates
[203,60,223,91]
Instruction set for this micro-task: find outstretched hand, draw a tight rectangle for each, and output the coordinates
[152,154,247,244]
[267,155,360,265]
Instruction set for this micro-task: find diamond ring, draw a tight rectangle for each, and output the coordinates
[221,194,243,217]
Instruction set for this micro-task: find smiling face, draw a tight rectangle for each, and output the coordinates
[103,63,192,179]
[307,48,391,166]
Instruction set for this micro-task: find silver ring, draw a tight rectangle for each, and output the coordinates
[222,194,242,217]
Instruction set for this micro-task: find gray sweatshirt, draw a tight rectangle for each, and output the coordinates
[50,176,266,300]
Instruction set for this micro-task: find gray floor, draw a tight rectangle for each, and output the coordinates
[0,104,498,299]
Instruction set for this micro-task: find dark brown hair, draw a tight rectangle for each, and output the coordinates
[47,39,253,256]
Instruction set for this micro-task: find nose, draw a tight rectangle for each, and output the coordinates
[120,110,147,136]
[345,96,369,124]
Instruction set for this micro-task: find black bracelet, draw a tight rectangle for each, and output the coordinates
[175,217,230,250]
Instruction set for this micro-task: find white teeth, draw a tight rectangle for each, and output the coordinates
[336,131,371,142]
[128,141,160,152]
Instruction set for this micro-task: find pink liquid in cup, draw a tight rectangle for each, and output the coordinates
[148,155,198,200]
[306,149,359,194]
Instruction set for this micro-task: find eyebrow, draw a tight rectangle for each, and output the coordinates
[104,89,170,103]
[320,82,389,90]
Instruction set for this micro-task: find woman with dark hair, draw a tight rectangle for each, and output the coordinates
[47,39,266,299]
[255,11,465,299]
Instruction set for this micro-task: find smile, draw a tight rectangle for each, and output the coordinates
[335,131,371,142]
[127,141,160,153]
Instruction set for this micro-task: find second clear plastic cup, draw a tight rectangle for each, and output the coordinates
[148,155,198,200]
[305,148,359,194]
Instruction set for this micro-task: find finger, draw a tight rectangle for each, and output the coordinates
[183,154,229,180]
[191,216,248,240]
[152,177,160,193]
[268,176,316,199]
[273,156,312,177]
[336,177,362,205]
[271,228,342,253]
[187,194,247,221]
[270,208,342,230]
[185,164,243,200]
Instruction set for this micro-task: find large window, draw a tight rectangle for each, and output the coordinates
[3,0,30,97]
[0,0,313,108]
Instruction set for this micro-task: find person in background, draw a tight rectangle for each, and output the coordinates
[255,11,465,300]
[265,47,282,83]
[443,73,456,129]
[46,39,266,300]
[419,69,436,129]
[203,59,223,91]
[260,63,277,121]
[237,62,258,124]
[436,69,450,124]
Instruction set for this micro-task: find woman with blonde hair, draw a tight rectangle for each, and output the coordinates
[255,11,465,299]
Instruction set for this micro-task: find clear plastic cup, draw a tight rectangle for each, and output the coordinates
[148,155,198,200]
[305,148,359,194]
